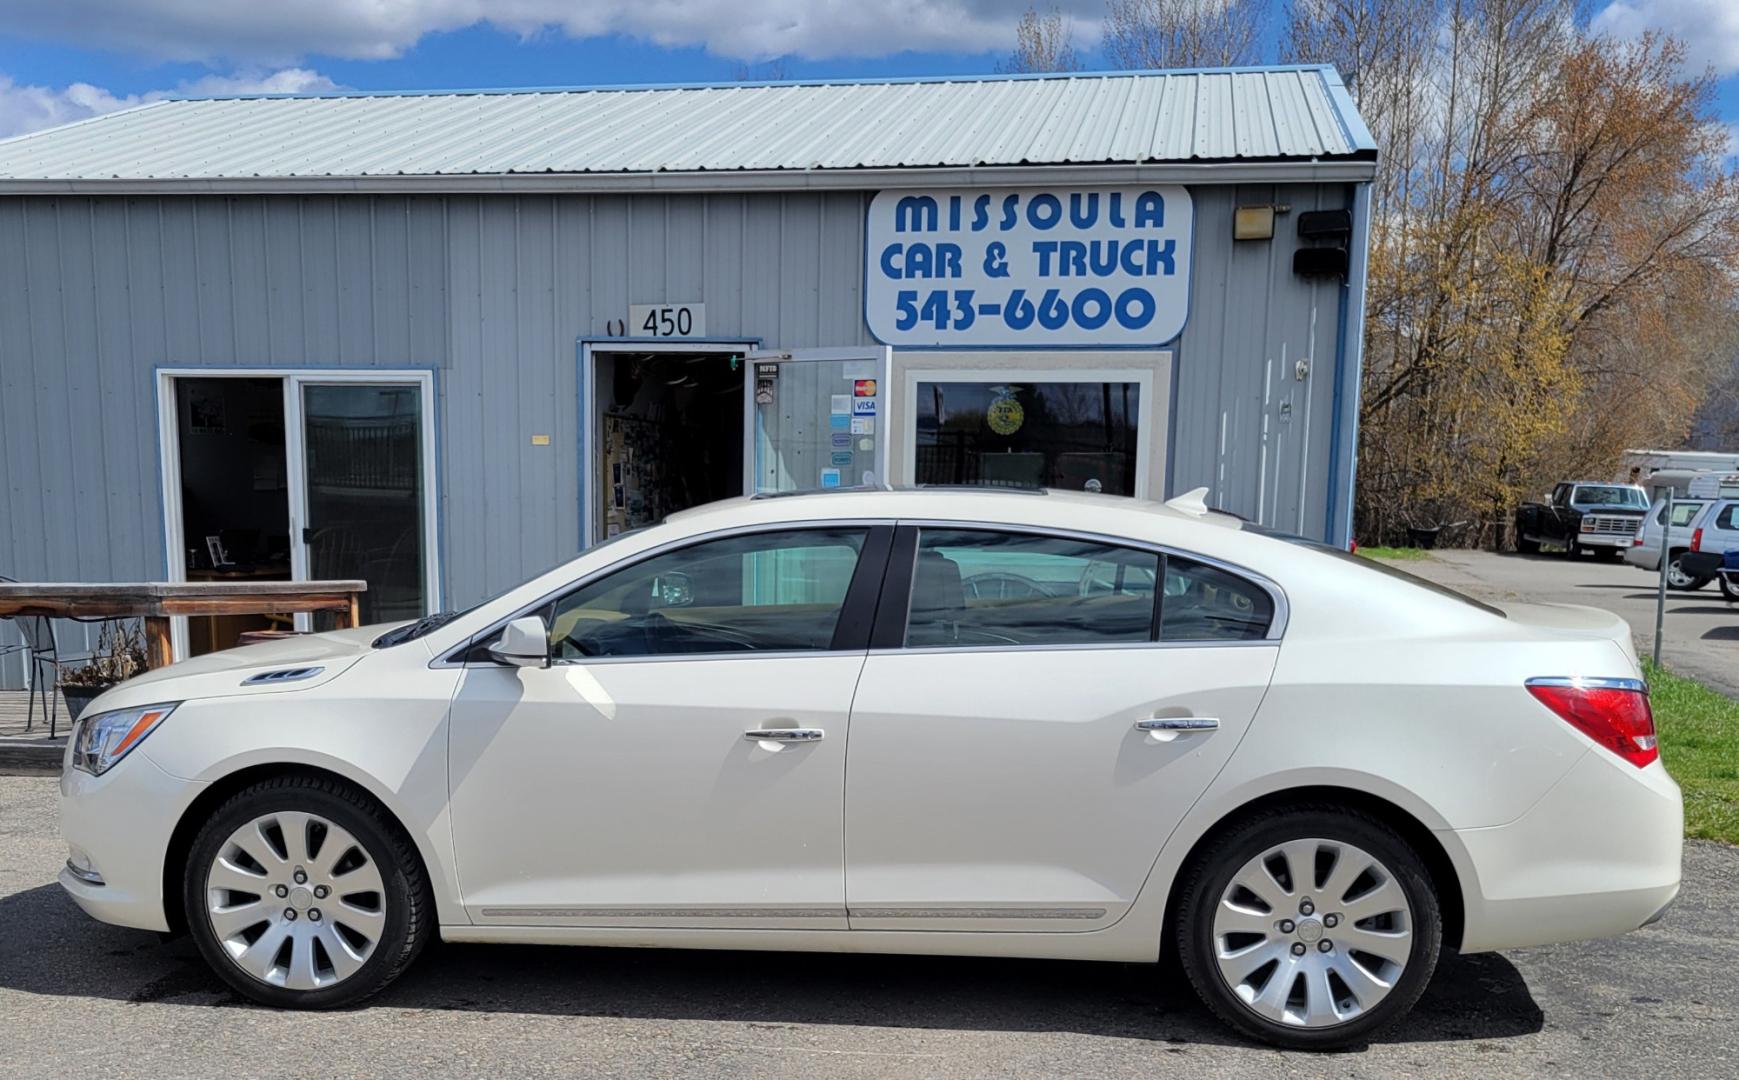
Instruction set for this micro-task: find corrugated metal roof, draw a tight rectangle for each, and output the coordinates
[0,67,1375,185]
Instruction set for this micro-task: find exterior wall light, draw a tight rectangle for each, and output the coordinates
[1233,206,1275,241]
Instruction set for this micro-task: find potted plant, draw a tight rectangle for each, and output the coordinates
[58,621,149,721]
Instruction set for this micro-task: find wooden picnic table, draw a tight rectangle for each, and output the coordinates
[0,581,368,668]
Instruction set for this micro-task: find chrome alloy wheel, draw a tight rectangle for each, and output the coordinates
[1210,838,1413,1028]
[1665,557,1697,589]
[204,811,387,991]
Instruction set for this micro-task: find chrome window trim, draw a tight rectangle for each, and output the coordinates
[432,519,893,668]
[434,514,1290,668]
[892,517,1290,644]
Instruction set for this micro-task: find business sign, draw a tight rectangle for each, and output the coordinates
[865,186,1192,348]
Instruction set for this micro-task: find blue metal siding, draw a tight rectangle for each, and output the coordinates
[0,186,1349,688]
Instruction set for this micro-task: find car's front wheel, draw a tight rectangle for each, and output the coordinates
[183,774,432,1008]
[1721,575,1739,603]
[1174,807,1442,1050]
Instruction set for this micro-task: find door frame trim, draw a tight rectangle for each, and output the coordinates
[154,367,442,661]
[577,338,760,548]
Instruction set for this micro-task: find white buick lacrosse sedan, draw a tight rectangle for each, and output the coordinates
[59,488,1681,1049]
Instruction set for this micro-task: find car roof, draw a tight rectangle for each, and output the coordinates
[662,486,1242,535]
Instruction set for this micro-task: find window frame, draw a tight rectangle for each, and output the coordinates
[444,522,895,666]
[869,521,1287,652]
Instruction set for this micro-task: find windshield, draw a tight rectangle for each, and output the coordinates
[1574,485,1647,509]
[372,527,652,648]
[1244,524,1506,617]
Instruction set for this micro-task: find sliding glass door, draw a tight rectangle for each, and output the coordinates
[298,382,430,627]
[159,369,440,657]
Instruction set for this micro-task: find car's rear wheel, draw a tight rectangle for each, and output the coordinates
[1665,553,1706,591]
[1174,808,1442,1050]
[183,775,432,1008]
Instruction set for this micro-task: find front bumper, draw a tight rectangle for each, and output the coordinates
[58,751,206,932]
[1451,748,1682,953]
[1574,533,1636,549]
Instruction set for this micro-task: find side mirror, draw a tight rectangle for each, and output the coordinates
[488,615,550,669]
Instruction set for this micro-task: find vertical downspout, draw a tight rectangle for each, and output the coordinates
[1324,180,1372,547]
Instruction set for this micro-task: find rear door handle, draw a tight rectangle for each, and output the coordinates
[743,728,824,742]
[1135,717,1219,732]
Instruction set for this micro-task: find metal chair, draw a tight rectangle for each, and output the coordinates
[0,575,97,738]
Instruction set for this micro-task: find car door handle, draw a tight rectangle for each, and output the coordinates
[1135,717,1220,732]
[743,728,825,742]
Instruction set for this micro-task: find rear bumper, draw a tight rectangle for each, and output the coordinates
[1621,546,1656,571]
[1451,749,1682,953]
[1681,552,1725,578]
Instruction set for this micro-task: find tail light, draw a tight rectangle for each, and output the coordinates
[1692,528,1703,552]
[1632,533,1643,546]
[1526,677,1657,768]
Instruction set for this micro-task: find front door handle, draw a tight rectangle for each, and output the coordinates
[1135,717,1220,732]
[743,728,825,742]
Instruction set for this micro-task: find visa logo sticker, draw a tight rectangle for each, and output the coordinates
[852,398,877,416]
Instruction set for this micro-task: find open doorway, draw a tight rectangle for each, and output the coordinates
[172,377,293,653]
[589,347,746,541]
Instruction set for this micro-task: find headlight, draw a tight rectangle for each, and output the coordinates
[71,703,178,776]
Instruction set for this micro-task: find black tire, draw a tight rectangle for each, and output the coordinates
[1515,534,1540,555]
[1722,575,1739,603]
[1666,552,1707,592]
[1594,547,1621,561]
[182,774,433,1009]
[1173,806,1442,1051]
[1563,539,1580,558]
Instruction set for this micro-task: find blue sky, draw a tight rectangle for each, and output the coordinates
[0,1,1732,156]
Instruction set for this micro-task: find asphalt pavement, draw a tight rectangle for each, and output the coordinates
[1,775,1735,1079]
[1403,548,1739,696]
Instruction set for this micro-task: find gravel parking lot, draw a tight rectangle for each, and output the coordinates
[2,776,1735,1079]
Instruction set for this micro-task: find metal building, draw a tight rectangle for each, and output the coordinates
[0,67,1375,682]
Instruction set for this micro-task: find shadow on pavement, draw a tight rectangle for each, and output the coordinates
[0,882,1544,1048]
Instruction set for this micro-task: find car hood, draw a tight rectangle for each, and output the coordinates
[76,626,397,715]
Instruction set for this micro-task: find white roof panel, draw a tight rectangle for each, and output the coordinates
[0,67,1374,184]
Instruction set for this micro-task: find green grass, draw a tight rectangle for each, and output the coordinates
[1357,545,1431,561]
[1644,659,1739,844]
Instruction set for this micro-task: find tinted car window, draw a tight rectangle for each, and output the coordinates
[1160,557,1275,641]
[1717,503,1739,531]
[1657,501,1705,527]
[547,528,866,658]
[905,529,1158,648]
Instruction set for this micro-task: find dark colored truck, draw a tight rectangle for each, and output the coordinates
[1514,481,1649,558]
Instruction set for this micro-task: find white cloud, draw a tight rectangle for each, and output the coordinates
[1592,0,1739,77]
[0,1,1105,66]
[0,68,339,139]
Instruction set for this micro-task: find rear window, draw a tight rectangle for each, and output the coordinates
[1717,503,1739,531]
[1244,524,1506,618]
[1657,500,1706,527]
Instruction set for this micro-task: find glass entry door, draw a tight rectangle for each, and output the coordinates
[296,382,431,627]
[160,369,441,659]
[746,347,892,494]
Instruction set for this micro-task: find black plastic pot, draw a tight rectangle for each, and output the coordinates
[1405,526,1441,550]
[60,684,109,722]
